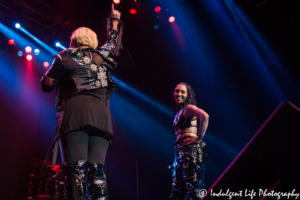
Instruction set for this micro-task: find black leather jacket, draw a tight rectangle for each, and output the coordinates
[41,20,122,112]
[53,46,117,111]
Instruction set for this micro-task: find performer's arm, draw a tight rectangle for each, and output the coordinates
[185,104,209,139]
[99,4,122,59]
[111,4,121,31]
[41,55,63,93]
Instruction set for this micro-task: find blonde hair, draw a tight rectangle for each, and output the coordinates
[70,27,98,49]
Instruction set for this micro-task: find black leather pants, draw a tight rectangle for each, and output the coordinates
[170,140,206,200]
[88,163,108,200]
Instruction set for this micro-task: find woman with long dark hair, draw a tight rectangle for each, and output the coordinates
[170,82,209,200]
[41,4,122,200]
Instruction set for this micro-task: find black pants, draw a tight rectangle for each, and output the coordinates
[59,127,109,164]
[170,139,206,200]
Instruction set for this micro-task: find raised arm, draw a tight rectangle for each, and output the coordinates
[185,104,209,140]
[99,4,123,61]
[111,4,121,31]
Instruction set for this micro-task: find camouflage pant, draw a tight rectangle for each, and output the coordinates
[170,139,206,200]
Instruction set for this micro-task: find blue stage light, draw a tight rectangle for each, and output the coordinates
[17,51,23,57]
[111,75,173,117]
[55,42,67,50]
[15,26,58,56]
[15,23,20,29]
[0,22,54,72]
[34,49,40,55]
[153,25,159,30]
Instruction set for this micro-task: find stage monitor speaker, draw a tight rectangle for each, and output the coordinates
[203,100,300,200]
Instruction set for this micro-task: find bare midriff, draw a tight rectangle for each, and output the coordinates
[176,127,197,140]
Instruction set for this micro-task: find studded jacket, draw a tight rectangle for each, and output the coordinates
[54,46,117,112]
[41,20,122,112]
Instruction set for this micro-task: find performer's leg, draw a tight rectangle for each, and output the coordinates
[62,160,88,200]
[59,130,89,163]
[87,136,109,200]
[170,151,186,200]
[59,130,89,200]
[182,145,206,200]
[87,136,109,164]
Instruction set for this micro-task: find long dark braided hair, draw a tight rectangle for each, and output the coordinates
[172,82,197,111]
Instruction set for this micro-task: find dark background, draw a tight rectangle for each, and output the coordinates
[0,0,299,199]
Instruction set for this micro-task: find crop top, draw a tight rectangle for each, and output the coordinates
[173,108,197,131]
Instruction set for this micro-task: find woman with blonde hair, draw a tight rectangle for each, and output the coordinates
[41,4,122,200]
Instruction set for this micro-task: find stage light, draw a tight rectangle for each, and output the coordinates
[130,9,137,15]
[113,0,120,4]
[55,42,67,50]
[8,39,15,45]
[34,49,40,55]
[153,25,159,30]
[111,75,173,116]
[15,25,57,56]
[17,51,23,57]
[169,16,175,23]
[154,6,161,12]
[43,62,49,68]
[25,46,32,53]
[15,23,20,29]
[26,55,32,61]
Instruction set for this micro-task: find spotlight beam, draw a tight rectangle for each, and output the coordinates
[0,23,35,51]
[223,0,284,100]
[18,26,58,56]
[56,42,67,50]
[111,75,173,117]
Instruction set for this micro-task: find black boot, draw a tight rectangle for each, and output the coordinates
[62,160,88,200]
[88,163,108,200]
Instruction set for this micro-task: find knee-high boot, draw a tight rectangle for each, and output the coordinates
[62,160,88,200]
[88,163,108,200]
